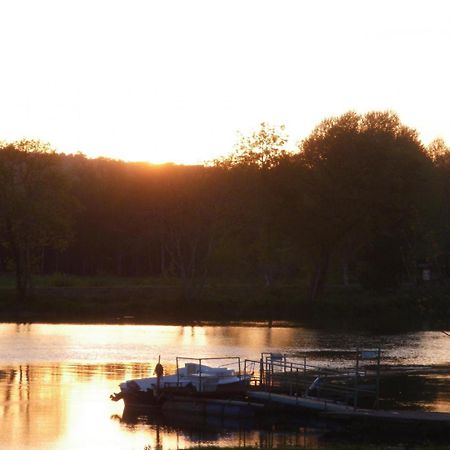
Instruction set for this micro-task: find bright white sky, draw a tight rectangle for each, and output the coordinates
[0,0,449,164]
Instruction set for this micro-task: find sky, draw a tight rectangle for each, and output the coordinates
[0,0,449,164]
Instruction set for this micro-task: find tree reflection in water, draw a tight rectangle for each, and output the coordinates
[116,406,330,449]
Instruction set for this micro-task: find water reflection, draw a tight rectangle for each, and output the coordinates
[2,323,450,367]
[0,363,145,450]
[0,363,331,450]
[116,406,338,449]
[1,323,450,450]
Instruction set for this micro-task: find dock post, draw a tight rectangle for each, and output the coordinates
[259,356,264,387]
[375,347,381,409]
[271,358,274,388]
[303,356,307,392]
[354,349,359,409]
[199,358,202,393]
[265,355,268,385]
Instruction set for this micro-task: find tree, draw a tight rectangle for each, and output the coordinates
[215,123,294,286]
[427,138,450,166]
[156,167,226,302]
[298,111,432,299]
[425,138,450,279]
[0,140,73,300]
[214,122,289,170]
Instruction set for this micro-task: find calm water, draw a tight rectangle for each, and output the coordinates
[1,323,450,450]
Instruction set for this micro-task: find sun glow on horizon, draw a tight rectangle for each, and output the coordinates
[0,0,449,165]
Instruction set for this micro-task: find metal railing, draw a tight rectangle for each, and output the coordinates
[243,349,381,409]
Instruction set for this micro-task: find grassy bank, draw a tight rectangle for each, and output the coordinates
[0,275,449,330]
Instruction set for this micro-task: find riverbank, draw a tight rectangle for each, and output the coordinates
[0,275,448,330]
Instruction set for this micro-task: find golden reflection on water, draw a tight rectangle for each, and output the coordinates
[0,363,146,450]
[1,323,450,450]
[0,323,307,365]
[0,363,322,450]
[423,374,450,412]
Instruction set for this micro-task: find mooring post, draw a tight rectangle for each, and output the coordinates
[271,357,274,387]
[259,356,264,387]
[199,358,202,392]
[375,347,381,409]
[354,349,359,409]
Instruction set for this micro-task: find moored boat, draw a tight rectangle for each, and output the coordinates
[111,357,251,408]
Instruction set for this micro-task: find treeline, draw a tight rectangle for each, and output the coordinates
[0,111,449,302]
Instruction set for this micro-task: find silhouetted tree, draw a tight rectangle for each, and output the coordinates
[298,111,432,299]
[215,123,294,286]
[156,167,228,301]
[0,141,73,299]
[425,138,450,279]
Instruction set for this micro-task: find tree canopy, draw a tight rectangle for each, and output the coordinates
[0,112,448,303]
[297,111,433,298]
[0,140,74,299]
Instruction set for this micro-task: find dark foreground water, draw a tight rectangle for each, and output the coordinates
[1,323,450,450]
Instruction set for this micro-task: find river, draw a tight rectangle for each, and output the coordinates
[1,323,449,449]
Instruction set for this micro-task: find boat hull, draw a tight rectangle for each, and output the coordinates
[116,379,250,409]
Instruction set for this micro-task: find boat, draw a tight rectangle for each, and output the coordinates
[110,357,251,409]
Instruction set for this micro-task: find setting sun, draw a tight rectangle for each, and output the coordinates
[0,0,449,164]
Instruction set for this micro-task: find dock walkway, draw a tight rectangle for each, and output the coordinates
[247,391,450,430]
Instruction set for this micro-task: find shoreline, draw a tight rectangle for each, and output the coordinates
[0,282,448,331]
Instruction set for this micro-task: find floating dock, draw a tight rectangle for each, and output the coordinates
[162,396,264,418]
[117,351,450,434]
[248,391,356,413]
[247,390,450,432]
[243,352,450,433]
